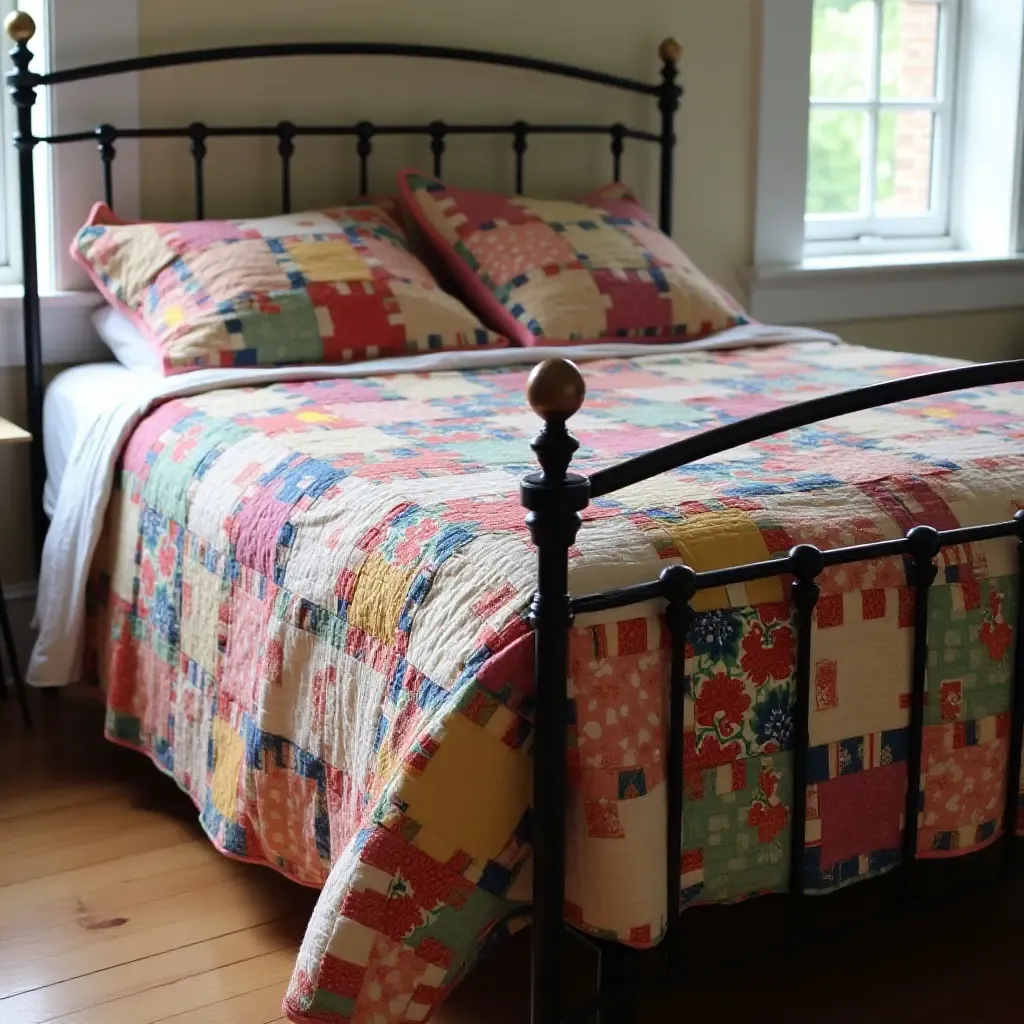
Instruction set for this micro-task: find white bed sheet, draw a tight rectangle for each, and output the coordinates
[43,363,149,516]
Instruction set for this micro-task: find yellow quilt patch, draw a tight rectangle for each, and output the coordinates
[210,715,244,819]
[665,509,783,610]
[398,714,529,863]
[348,552,417,644]
[286,239,370,283]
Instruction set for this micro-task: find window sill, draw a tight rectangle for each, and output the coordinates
[745,252,1024,325]
[0,285,104,309]
[0,286,107,368]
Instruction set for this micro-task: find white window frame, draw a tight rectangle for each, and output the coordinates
[749,0,1024,324]
[0,0,22,283]
[806,0,960,250]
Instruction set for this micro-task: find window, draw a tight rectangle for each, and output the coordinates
[750,0,1024,324]
[0,0,22,283]
[806,0,959,250]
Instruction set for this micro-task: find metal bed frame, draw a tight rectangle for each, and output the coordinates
[6,10,1024,1022]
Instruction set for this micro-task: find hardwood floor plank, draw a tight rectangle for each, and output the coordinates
[0,797,190,859]
[0,816,199,887]
[0,781,126,824]
[0,847,250,942]
[0,841,214,917]
[0,920,304,1024]
[44,950,298,1024]
[1,880,307,999]
[151,983,290,1024]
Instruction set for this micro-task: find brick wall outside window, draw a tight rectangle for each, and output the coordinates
[888,1,937,215]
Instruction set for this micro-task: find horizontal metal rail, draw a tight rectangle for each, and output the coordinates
[569,518,1020,615]
[589,360,1024,499]
[39,122,660,146]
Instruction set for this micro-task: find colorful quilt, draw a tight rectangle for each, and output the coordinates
[85,340,1024,1023]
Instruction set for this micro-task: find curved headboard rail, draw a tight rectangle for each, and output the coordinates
[32,41,664,95]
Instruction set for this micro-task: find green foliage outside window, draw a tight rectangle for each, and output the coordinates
[807,0,907,217]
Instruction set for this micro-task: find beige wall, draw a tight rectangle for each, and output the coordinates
[3,0,1022,589]
[136,0,756,301]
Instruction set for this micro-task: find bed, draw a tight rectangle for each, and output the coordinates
[10,12,1024,1024]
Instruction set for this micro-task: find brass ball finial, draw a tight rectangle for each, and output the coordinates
[658,37,682,63]
[5,10,36,43]
[526,358,586,421]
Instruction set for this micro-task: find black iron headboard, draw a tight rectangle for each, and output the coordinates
[3,10,683,563]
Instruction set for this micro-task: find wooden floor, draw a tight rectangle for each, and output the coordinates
[2,690,1024,1024]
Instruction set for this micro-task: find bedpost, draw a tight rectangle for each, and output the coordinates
[5,11,45,565]
[656,37,682,237]
[521,358,590,1024]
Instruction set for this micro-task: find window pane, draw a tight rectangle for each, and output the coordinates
[807,109,867,216]
[811,0,876,101]
[876,109,934,216]
[880,0,940,100]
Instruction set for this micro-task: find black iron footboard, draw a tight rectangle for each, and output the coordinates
[520,356,1024,1024]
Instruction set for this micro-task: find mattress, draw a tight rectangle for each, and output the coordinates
[43,363,143,516]
[76,339,1024,1023]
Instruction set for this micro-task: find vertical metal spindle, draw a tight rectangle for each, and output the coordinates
[188,121,208,219]
[429,120,447,178]
[788,544,824,929]
[355,121,373,197]
[512,121,528,196]
[610,123,625,184]
[656,38,683,236]
[276,121,295,214]
[903,525,940,895]
[660,564,696,971]
[96,123,117,209]
[1004,509,1024,871]
[520,359,590,1024]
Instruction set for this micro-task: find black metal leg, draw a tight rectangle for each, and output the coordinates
[661,565,696,973]
[902,527,940,901]
[521,360,590,1024]
[1003,511,1024,872]
[788,545,823,936]
[597,944,638,1024]
[0,574,31,727]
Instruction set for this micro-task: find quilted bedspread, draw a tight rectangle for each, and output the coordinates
[86,340,1024,1022]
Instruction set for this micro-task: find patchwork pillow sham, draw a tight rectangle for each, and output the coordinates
[71,202,505,374]
[398,171,749,348]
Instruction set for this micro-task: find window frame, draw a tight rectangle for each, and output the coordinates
[805,0,961,250]
[0,0,21,283]
[750,0,1024,324]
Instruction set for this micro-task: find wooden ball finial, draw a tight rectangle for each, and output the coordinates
[4,10,35,43]
[527,358,586,421]
[658,37,682,63]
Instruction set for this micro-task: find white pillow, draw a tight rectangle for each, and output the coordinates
[91,305,163,373]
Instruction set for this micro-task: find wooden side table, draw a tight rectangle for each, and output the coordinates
[0,416,32,726]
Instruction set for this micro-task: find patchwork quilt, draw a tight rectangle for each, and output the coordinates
[85,340,1024,1023]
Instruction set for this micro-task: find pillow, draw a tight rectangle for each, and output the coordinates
[91,305,163,373]
[71,202,505,375]
[399,171,749,347]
